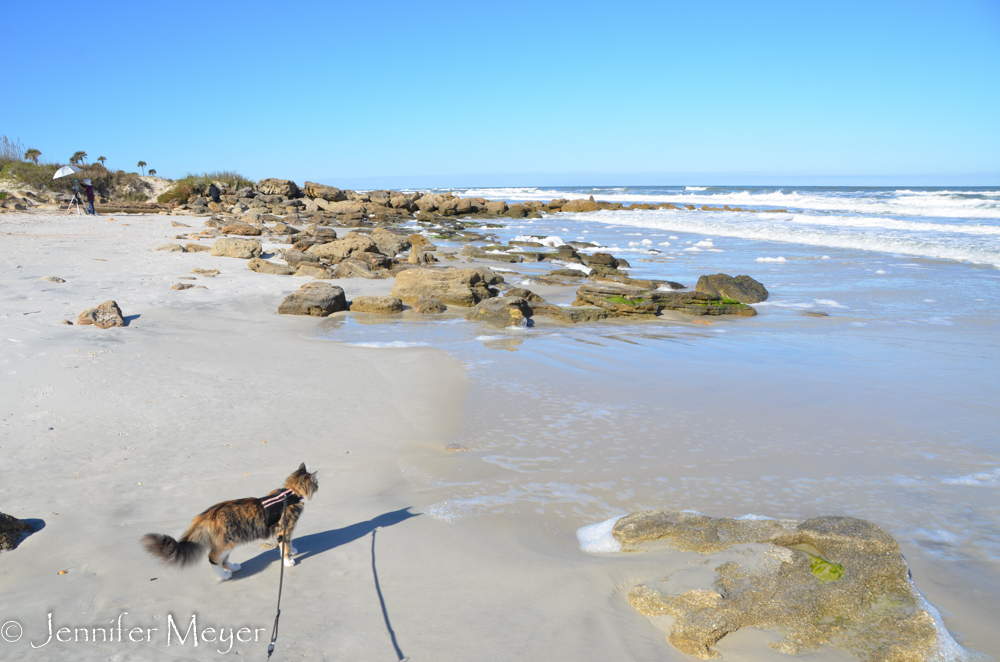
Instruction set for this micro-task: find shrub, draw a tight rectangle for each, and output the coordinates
[0,135,25,164]
[157,171,253,204]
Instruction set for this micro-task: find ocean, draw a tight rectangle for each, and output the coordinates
[317,185,1000,655]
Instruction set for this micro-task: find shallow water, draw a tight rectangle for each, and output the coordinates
[319,185,1000,655]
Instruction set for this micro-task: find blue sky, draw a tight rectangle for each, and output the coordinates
[5,0,998,186]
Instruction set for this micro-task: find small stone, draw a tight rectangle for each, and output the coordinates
[184,243,210,253]
[413,297,447,314]
[191,268,219,277]
[59,319,73,325]
[278,282,347,316]
[170,283,194,290]
[248,258,295,275]
[464,297,533,328]
[446,444,468,452]
[40,276,65,283]
[78,301,125,329]
[804,311,829,317]
[171,221,191,227]
[154,243,186,252]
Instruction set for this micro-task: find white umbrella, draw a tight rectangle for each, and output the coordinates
[53,165,82,179]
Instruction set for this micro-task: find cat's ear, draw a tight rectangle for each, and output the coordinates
[311,470,318,478]
[298,462,307,472]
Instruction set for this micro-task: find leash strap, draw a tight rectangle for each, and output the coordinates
[266,493,289,659]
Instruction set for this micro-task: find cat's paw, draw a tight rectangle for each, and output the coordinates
[226,562,241,572]
[283,557,296,567]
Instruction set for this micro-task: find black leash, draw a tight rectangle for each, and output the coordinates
[266,494,289,660]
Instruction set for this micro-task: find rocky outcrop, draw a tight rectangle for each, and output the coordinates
[293,264,335,279]
[211,238,262,259]
[464,296,532,328]
[277,282,347,316]
[349,295,404,314]
[695,273,769,304]
[413,297,447,314]
[391,268,497,306]
[0,512,32,552]
[257,178,300,197]
[617,511,945,662]
[77,300,125,328]
[306,233,379,263]
[574,281,756,317]
[248,258,294,275]
[303,182,347,202]
[370,227,411,256]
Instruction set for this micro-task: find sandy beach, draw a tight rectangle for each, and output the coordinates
[1,208,997,662]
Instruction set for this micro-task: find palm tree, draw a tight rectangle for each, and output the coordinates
[148,169,157,177]
[97,156,107,168]
[24,148,41,164]
[137,161,147,176]
[70,151,88,165]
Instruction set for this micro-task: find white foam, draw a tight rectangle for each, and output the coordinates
[576,516,624,553]
[814,299,847,308]
[512,234,566,247]
[347,341,429,348]
[736,514,774,521]
[875,269,887,274]
[756,256,787,263]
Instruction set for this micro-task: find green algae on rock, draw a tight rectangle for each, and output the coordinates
[614,510,954,661]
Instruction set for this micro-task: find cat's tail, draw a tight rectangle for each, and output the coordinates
[142,520,210,567]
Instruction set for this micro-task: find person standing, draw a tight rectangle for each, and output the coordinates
[82,178,96,215]
[208,182,221,204]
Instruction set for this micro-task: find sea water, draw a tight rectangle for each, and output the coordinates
[317,186,1000,653]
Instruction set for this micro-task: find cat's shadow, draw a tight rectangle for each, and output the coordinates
[234,507,418,579]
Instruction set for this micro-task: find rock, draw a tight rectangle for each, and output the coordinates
[575,282,756,317]
[408,249,437,264]
[391,268,496,307]
[370,227,412,256]
[269,222,298,235]
[184,243,210,252]
[461,244,523,263]
[413,297,447,314]
[210,238,262,259]
[40,276,65,283]
[349,295,404,314]
[408,234,432,248]
[170,283,195,290]
[584,252,622,268]
[333,259,384,279]
[804,311,829,317]
[561,199,601,212]
[306,233,379,263]
[0,512,32,552]
[695,273,769,303]
[60,319,73,325]
[284,249,320,267]
[248,258,295,275]
[171,221,191,227]
[191,268,219,277]
[257,178,300,197]
[485,200,509,215]
[78,300,125,328]
[464,296,533,328]
[503,204,528,218]
[618,511,938,662]
[349,251,393,270]
[221,223,262,236]
[503,287,547,304]
[154,243,186,252]
[538,307,609,323]
[294,263,335,279]
[548,268,589,278]
[303,182,346,202]
[277,282,346,316]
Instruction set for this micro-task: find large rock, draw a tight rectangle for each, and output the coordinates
[257,178,300,197]
[562,198,601,212]
[618,511,939,662]
[248,258,294,275]
[277,282,346,316]
[485,200,509,215]
[306,233,379,263]
[584,252,623,268]
[408,234,432,248]
[0,512,32,552]
[574,282,756,317]
[349,295,403,314]
[303,182,346,202]
[695,273,768,303]
[211,237,262,259]
[464,296,533,328]
[391,268,496,307]
[77,300,125,328]
[334,259,384,279]
[370,227,412,256]
[293,264,335,279]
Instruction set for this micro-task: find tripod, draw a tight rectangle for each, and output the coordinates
[66,185,84,215]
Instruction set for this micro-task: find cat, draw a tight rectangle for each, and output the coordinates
[142,463,318,580]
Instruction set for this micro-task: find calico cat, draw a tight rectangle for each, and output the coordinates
[142,463,318,579]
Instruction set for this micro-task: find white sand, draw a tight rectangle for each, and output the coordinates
[0,212,993,661]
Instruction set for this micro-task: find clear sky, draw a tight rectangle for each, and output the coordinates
[5,0,999,186]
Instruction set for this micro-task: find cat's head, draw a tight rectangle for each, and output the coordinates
[287,463,319,500]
